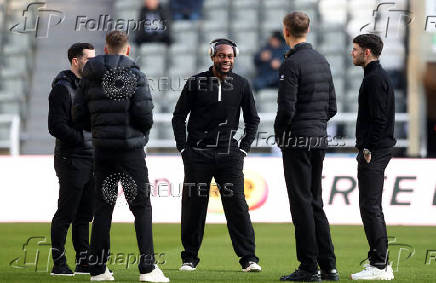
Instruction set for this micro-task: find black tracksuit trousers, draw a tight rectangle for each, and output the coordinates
[180,147,258,267]
[357,148,392,269]
[51,155,94,266]
[88,148,155,275]
[282,148,336,273]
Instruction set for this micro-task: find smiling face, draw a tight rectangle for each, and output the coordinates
[212,44,234,76]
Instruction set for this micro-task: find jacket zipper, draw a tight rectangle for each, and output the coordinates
[218,80,222,102]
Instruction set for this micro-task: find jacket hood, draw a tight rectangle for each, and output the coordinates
[52,70,79,88]
[82,55,138,81]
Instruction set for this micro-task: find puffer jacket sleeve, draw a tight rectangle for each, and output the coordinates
[130,69,154,134]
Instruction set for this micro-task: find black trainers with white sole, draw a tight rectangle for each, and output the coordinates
[320,269,339,281]
[50,264,74,276]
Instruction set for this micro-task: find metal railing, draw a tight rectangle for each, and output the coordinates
[149,112,409,148]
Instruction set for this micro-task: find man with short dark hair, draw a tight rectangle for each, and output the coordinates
[275,12,338,282]
[73,30,169,282]
[350,33,395,281]
[172,38,261,272]
[49,42,95,276]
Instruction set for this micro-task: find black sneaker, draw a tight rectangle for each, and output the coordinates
[50,264,74,276]
[74,264,90,275]
[320,269,339,281]
[280,269,321,282]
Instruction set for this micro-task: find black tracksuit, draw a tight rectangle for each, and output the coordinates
[356,60,396,269]
[274,43,337,273]
[48,70,94,267]
[172,67,260,267]
[72,55,155,275]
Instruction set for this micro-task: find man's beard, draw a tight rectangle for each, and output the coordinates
[353,54,365,66]
[78,62,85,77]
[214,62,233,75]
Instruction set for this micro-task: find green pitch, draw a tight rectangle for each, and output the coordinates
[0,223,435,282]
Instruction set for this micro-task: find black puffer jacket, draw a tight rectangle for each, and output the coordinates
[274,43,336,148]
[48,70,93,158]
[72,55,153,149]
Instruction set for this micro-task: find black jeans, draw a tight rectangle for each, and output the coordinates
[180,147,258,267]
[51,155,94,266]
[282,148,336,273]
[89,148,155,275]
[357,148,392,269]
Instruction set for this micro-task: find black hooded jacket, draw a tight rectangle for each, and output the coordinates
[274,43,337,149]
[72,55,153,150]
[48,70,93,158]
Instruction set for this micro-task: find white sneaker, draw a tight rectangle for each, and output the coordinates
[179,262,196,271]
[351,264,394,280]
[242,261,262,272]
[90,267,114,281]
[139,265,170,282]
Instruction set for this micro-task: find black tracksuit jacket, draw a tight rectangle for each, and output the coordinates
[356,60,396,151]
[72,55,153,150]
[48,70,93,158]
[274,43,337,148]
[172,67,260,152]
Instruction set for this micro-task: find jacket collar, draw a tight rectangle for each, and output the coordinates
[284,42,312,58]
[52,70,80,89]
[364,60,380,76]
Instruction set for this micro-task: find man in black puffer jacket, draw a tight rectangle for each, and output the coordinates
[274,12,338,282]
[72,31,169,282]
[48,43,95,276]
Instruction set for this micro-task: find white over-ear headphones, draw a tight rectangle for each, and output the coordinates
[208,38,239,57]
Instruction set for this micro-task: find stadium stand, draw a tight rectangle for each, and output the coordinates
[0,0,410,154]
[0,0,35,155]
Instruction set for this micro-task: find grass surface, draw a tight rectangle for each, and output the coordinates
[0,223,435,282]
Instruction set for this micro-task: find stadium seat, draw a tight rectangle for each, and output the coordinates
[233,0,259,9]
[231,9,258,28]
[114,0,142,11]
[200,30,230,46]
[233,54,255,78]
[319,0,347,25]
[256,89,277,103]
[140,54,167,76]
[173,29,199,45]
[204,0,230,9]
[139,43,168,56]
[324,54,345,76]
[233,30,258,53]
[261,0,291,9]
[332,77,345,101]
[344,91,359,112]
[169,53,196,75]
[318,31,347,53]
[203,8,228,23]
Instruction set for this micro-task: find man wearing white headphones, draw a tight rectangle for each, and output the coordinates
[172,38,261,272]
